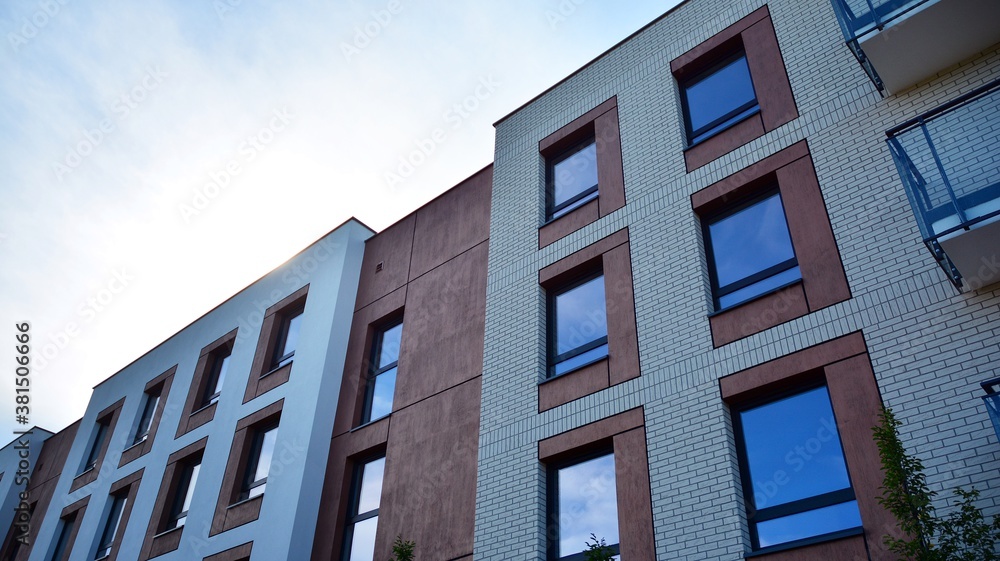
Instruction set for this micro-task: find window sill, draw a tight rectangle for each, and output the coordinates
[541,354,610,385]
[707,278,803,318]
[684,107,761,152]
[350,414,390,433]
[151,525,183,540]
[227,494,263,511]
[190,401,216,416]
[745,527,864,558]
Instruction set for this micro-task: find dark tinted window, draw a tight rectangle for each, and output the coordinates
[736,386,862,549]
[95,495,126,559]
[550,275,608,376]
[133,392,159,444]
[706,191,800,309]
[549,140,598,219]
[203,352,230,406]
[362,321,402,424]
[242,426,277,500]
[273,310,303,369]
[682,53,758,144]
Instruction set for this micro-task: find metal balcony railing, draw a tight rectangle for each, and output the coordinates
[982,378,1000,445]
[886,79,1000,288]
[829,0,932,92]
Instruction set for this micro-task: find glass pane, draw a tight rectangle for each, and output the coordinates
[756,500,862,548]
[180,463,200,515]
[740,387,852,509]
[377,323,403,368]
[685,54,756,138]
[85,423,107,468]
[348,516,378,561]
[136,394,159,440]
[369,368,396,421]
[248,484,266,499]
[553,343,608,376]
[718,266,801,309]
[709,193,796,289]
[357,457,386,515]
[557,454,619,558]
[553,141,598,208]
[97,496,126,554]
[254,429,278,483]
[213,354,230,395]
[280,312,303,358]
[554,276,607,356]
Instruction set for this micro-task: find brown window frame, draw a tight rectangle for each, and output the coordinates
[538,228,639,411]
[177,329,238,438]
[139,437,208,560]
[539,96,626,248]
[692,141,850,347]
[203,542,252,561]
[120,367,175,467]
[243,286,309,403]
[49,496,88,561]
[94,469,143,561]
[539,407,655,560]
[210,399,283,536]
[71,399,124,492]
[719,332,893,559]
[671,5,798,172]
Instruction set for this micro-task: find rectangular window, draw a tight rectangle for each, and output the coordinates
[81,422,108,474]
[271,309,303,371]
[548,273,608,377]
[49,515,76,561]
[168,460,201,529]
[240,425,277,501]
[361,320,402,424]
[202,352,231,407]
[94,495,127,560]
[704,190,801,310]
[132,391,160,445]
[548,452,620,561]
[734,385,862,550]
[343,456,385,561]
[548,139,598,220]
[680,51,759,146]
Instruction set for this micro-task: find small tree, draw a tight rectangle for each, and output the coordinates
[583,533,616,561]
[874,407,1000,560]
[389,535,415,561]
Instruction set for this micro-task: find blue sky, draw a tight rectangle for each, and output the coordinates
[0,1,680,436]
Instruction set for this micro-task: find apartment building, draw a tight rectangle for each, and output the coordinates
[4,0,999,560]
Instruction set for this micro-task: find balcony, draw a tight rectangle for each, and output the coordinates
[831,0,1000,94]
[886,79,1000,290]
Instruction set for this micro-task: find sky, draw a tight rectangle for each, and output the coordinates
[0,1,681,438]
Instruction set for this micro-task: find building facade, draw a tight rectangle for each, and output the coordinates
[4,0,1000,559]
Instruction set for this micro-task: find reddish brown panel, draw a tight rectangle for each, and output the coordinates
[70,398,124,492]
[244,287,307,403]
[539,97,616,153]
[748,535,868,561]
[684,114,765,172]
[310,423,389,561]
[539,199,600,248]
[669,6,769,72]
[377,378,481,561]
[177,329,237,438]
[140,437,208,560]
[204,542,253,561]
[743,18,798,132]
[539,407,644,461]
[825,355,895,561]
[719,332,866,401]
[394,242,488,410]
[777,157,851,311]
[709,283,809,347]
[356,214,415,311]
[539,228,629,287]
[604,243,639,385]
[409,166,492,279]
[690,141,809,212]
[595,106,626,218]
[332,287,406,437]
[539,359,609,412]
[613,428,655,560]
